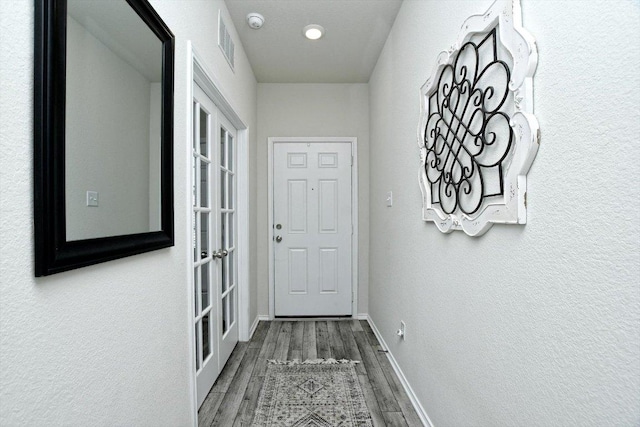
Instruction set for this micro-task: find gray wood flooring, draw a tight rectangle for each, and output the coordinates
[198,320,422,427]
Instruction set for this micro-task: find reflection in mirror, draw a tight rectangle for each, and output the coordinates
[65,0,163,241]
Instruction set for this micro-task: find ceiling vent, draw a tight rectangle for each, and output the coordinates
[218,11,235,70]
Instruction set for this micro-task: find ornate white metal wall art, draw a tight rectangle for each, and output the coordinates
[418,0,539,236]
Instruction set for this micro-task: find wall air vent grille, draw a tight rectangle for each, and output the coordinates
[218,12,235,70]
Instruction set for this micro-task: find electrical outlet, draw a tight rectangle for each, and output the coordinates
[396,320,406,340]
[386,191,393,207]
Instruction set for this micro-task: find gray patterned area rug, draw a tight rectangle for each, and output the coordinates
[250,359,373,427]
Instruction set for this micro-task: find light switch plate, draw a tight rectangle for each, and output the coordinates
[86,191,99,207]
[386,191,393,207]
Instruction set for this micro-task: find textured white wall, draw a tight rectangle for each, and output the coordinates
[256,84,370,316]
[0,0,257,425]
[368,0,640,425]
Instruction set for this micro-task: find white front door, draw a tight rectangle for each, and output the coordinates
[192,83,238,408]
[273,142,353,316]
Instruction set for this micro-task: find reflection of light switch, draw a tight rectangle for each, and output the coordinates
[87,191,99,207]
[386,191,393,207]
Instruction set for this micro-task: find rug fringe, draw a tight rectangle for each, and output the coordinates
[267,358,360,365]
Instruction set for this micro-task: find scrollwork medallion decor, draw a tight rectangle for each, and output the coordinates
[418,0,539,236]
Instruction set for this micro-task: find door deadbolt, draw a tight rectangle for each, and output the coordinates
[275,224,282,230]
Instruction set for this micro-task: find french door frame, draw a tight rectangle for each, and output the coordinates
[187,43,250,418]
[267,137,359,319]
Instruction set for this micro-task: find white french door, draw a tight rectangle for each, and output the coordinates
[273,142,353,316]
[217,113,238,365]
[192,83,238,408]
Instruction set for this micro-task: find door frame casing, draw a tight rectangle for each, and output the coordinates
[187,42,250,417]
[268,137,359,319]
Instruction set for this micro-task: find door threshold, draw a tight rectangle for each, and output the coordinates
[273,315,353,321]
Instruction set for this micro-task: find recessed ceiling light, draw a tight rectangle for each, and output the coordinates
[303,24,324,40]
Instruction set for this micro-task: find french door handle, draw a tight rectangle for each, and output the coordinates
[213,249,228,259]
[200,251,207,259]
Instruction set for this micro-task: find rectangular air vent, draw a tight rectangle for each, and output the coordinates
[218,12,235,70]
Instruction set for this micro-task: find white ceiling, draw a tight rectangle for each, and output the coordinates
[226,0,403,83]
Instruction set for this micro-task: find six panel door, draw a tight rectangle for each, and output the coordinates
[273,142,353,316]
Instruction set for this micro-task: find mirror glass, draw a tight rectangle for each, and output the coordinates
[65,0,163,241]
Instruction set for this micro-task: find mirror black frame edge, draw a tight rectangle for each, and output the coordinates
[34,0,175,276]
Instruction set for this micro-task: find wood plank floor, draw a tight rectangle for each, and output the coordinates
[198,320,422,426]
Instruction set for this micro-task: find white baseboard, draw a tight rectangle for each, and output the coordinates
[248,316,263,340]
[366,315,434,427]
[265,315,365,321]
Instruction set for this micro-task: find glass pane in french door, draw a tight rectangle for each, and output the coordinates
[222,298,227,335]
[200,108,208,157]
[202,313,211,360]
[194,323,200,369]
[200,161,208,207]
[220,128,226,168]
[201,263,209,311]
[229,288,235,326]
[200,212,209,260]
[220,170,226,209]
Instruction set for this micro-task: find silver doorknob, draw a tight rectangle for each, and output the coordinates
[213,249,228,259]
[275,236,282,243]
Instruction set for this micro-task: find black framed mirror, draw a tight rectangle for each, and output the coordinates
[34,0,175,276]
